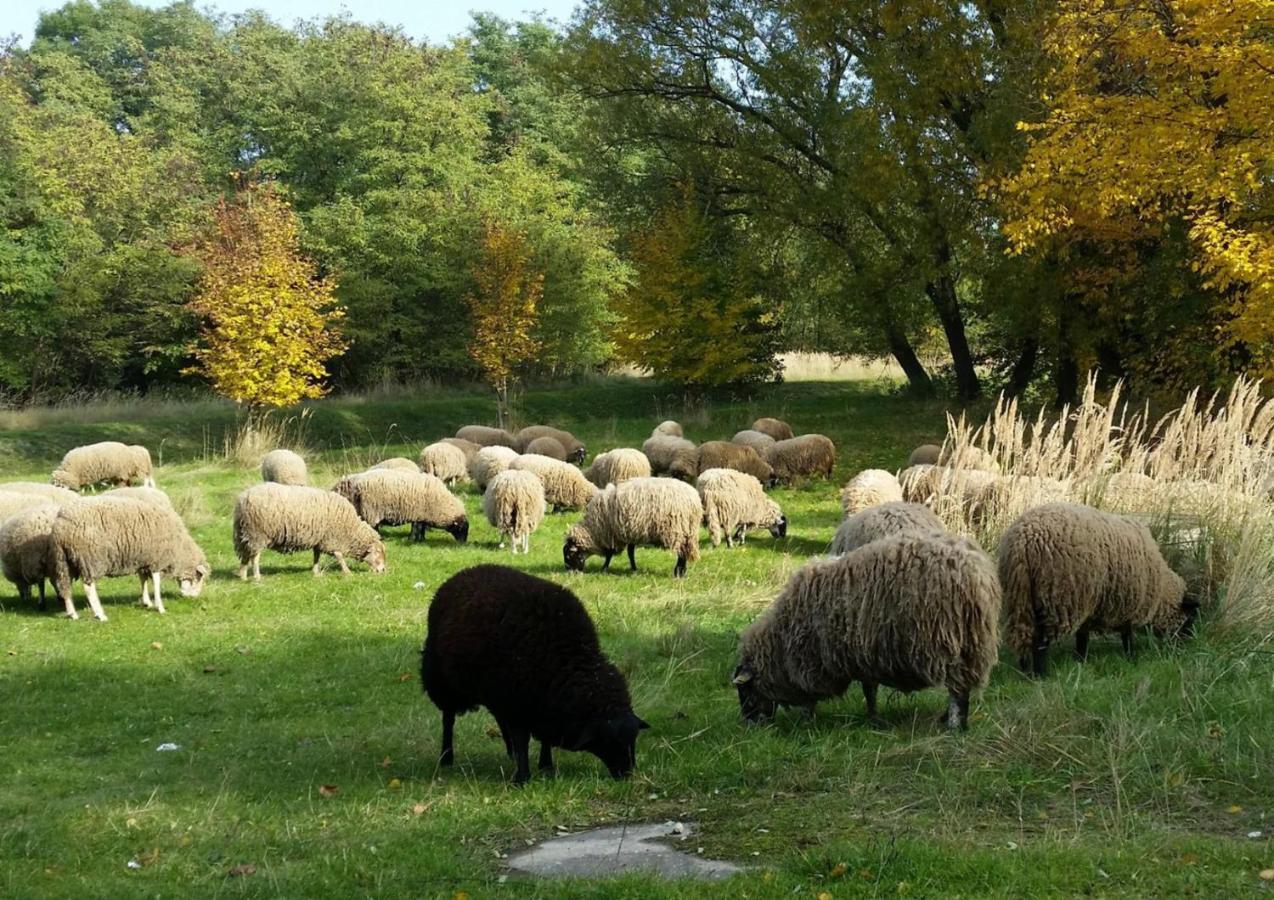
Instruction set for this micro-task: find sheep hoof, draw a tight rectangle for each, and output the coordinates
[252,574,263,584]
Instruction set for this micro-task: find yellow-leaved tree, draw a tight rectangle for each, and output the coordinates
[466,219,543,427]
[999,0,1274,375]
[188,179,346,413]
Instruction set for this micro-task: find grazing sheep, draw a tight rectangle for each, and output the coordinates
[0,490,58,523]
[470,446,519,491]
[441,437,481,466]
[341,470,468,542]
[942,445,999,472]
[697,441,774,485]
[829,502,944,556]
[510,454,597,511]
[641,435,698,481]
[51,442,155,491]
[839,469,903,517]
[50,495,209,621]
[752,417,794,441]
[1080,472,1157,513]
[524,436,568,461]
[696,468,786,548]
[0,482,77,503]
[233,483,387,581]
[483,470,546,554]
[372,457,422,474]
[0,502,59,609]
[733,531,1001,730]
[418,442,467,484]
[261,449,307,486]
[732,430,776,455]
[455,425,517,448]
[652,420,683,438]
[908,444,942,467]
[564,477,702,577]
[515,426,586,464]
[421,565,649,783]
[974,474,1070,523]
[104,486,175,510]
[998,502,1196,677]
[899,465,997,511]
[767,434,836,483]
[584,448,651,487]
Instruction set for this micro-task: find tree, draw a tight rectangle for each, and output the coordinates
[999,0,1274,382]
[188,179,346,411]
[614,189,780,387]
[466,219,543,426]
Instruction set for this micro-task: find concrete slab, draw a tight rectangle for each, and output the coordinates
[505,821,741,881]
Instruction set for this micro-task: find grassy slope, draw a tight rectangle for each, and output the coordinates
[0,379,1270,898]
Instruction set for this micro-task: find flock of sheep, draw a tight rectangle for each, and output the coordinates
[0,418,1200,783]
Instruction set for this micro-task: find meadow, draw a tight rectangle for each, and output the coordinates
[0,377,1271,898]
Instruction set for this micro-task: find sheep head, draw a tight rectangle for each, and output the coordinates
[731,662,776,723]
[562,710,649,779]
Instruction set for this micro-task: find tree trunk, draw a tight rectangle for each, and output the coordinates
[1054,310,1079,406]
[495,380,509,430]
[925,275,981,401]
[882,321,935,397]
[1006,337,1038,397]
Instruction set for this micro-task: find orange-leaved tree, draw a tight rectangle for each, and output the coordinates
[998,0,1274,376]
[188,178,346,413]
[466,219,543,427]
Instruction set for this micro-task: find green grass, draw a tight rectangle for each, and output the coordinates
[1,378,1271,898]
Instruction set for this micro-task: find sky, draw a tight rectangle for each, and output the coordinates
[1,0,582,45]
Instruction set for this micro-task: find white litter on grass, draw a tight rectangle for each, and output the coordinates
[413,581,426,590]
[1248,830,1263,839]
[126,860,142,870]
[506,821,741,881]
[156,743,180,752]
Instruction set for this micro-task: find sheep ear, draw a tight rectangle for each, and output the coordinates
[731,665,753,686]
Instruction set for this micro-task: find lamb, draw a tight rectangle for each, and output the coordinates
[261,449,307,486]
[732,430,776,455]
[839,469,903,517]
[441,437,481,465]
[752,417,795,441]
[584,448,651,487]
[908,444,942,466]
[0,482,78,503]
[233,483,387,581]
[998,502,1196,677]
[510,454,597,511]
[523,436,568,461]
[340,469,468,542]
[51,441,155,491]
[0,502,59,609]
[732,530,1001,730]
[766,434,836,483]
[564,477,702,577]
[697,441,775,485]
[652,420,683,438]
[482,470,546,554]
[50,495,209,621]
[829,502,944,556]
[372,457,422,473]
[515,426,586,464]
[455,425,517,448]
[418,442,467,484]
[641,435,698,481]
[421,565,649,783]
[469,446,519,491]
[696,468,786,548]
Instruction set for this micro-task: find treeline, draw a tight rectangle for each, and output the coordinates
[1,0,1270,403]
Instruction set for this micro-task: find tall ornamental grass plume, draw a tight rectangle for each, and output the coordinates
[936,374,1274,635]
[222,409,312,468]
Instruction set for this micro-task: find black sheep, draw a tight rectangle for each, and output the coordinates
[420,564,648,783]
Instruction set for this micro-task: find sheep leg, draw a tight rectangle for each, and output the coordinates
[946,690,970,731]
[439,710,455,767]
[1075,626,1090,662]
[1120,626,1135,659]
[862,682,879,719]
[627,544,637,571]
[60,584,78,620]
[538,742,555,774]
[37,580,47,611]
[252,552,262,582]
[151,573,165,615]
[17,582,30,606]
[335,552,351,575]
[673,554,687,578]
[508,727,532,785]
[140,574,153,608]
[84,581,107,622]
[602,552,613,572]
[1030,615,1050,678]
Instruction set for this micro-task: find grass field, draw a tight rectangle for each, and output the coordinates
[1,378,1271,898]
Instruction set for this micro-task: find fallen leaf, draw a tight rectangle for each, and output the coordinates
[818,893,832,900]
[761,871,776,884]
[125,817,138,829]
[1181,853,1199,866]
[229,863,256,877]
[150,642,163,651]
[398,672,413,683]
[318,784,339,798]
[411,803,428,816]
[453,893,470,900]
[387,778,402,790]
[178,835,192,848]
[859,867,875,881]
[830,863,847,878]
[378,756,392,768]
[234,645,251,655]
[203,666,217,674]
[1259,869,1274,882]
[136,848,160,867]
[1227,804,1244,814]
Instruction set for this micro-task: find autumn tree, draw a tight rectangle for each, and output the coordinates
[999,0,1274,382]
[188,179,346,412]
[466,220,543,426]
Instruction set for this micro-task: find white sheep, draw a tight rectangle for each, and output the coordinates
[564,477,703,577]
[261,449,308,485]
[0,501,60,609]
[51,442,155,491]
[766,434,836,482]
[515,425,586,463]
[731,429,776,455]
[839,469,903,517]
[0,490,61,523]
[829,501,944,556]
[455,425,517,448]
[696,468,786,548]
[652,420,683,438]
[233,483,387,581]
[339,469,468,542]
[371,457,422,473]
[0,482,78,503]
[510,454,597,510]
[418,442,467,484]
[584,448,651,487]
[641,435,698,481]
[483,469,547,554]
[470,445,519,491]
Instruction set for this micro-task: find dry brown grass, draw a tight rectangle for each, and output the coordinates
[931,375,1274,633]
[221,409,313,468]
